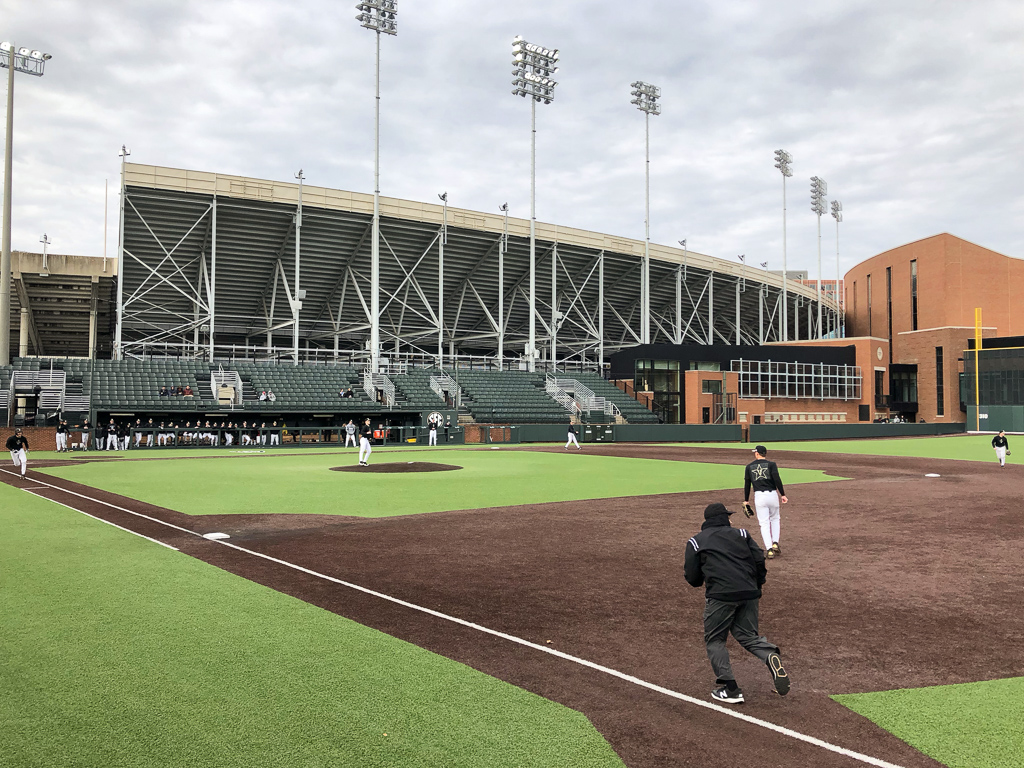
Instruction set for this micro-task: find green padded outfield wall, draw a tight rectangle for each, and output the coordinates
[748,422,966,442]
[613,424,742,442]
[967,405,1024,432]
[513,423,742,443]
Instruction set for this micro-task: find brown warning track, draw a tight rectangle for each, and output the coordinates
[7,445,1023,767]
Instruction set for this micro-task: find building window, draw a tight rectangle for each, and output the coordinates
[910,260,918,331]
[936,346,945,416]
[867,274,872,336]
[731,359,862,400]
[885,266,893,361]
[702,379,723,394]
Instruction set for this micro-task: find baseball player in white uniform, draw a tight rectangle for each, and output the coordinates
[7,428,29,477]
[358,418,373,466]
[55,420,69,452]
[992,430,1009,467]
[565,419,581,450]
[428,416,439,446]
[743,445,788,559]
[344,420,357,447]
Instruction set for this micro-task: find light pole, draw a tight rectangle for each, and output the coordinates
[511,35,558,372]
[356,0,397,373]
[498,202,509,369]
[810,175,827,339]
[438,191,447,368]
[773,149,792,342]
[831,199,843,337]
[0,42,52,366]
[39,232,50,273]
[293,169,304,364]
[631,81,661,345]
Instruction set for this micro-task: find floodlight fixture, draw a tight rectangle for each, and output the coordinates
[0,40,53,365]
[774,149,792,178]
[511,35,559,104]
[629,80,661,115]
[810,176,827,216]
[831,198,842,223]
[355,0,397,35]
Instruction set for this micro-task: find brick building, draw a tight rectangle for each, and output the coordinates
[844,233,1024,424]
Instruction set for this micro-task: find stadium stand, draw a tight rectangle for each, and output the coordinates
[572,372,661,424]
[455,370,574,424]
[4,358,659,427]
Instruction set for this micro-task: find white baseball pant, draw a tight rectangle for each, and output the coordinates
[10,448,27,475]
[753,490,781,551]
[359,436,372,464]
[996,446,1007,466]
[566,432,580,449]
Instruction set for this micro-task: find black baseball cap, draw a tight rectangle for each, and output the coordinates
[704,502,734,520]
[753,445,768,455]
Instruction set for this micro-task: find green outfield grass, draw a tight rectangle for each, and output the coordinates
[835,679,1024,768]
[37,449,837,517]
[677,434,1010,463]
[0,482,624,768]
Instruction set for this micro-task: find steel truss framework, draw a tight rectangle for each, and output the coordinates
[117,177,841,370]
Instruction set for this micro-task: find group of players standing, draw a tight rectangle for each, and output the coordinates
[62,418,287,451]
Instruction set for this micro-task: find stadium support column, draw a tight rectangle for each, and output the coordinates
[115,145,129,360]
[293,170,303,365]
[18,307,27,356]
[209,197,216,359]
[438,192,447,369]
[0,53,12,366]
[707,272,714,345]
[735,279,740,345]
[551,242,557,372]
[758,283,764,345]
[598,250,604,370]
[498,203,508,370]
[675,265,682,344]
[88,279,98,359]
[528,96,536,372]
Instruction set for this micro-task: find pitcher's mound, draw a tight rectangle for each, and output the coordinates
[331,462,462,473]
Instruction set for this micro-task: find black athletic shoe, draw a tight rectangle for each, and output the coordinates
[710,686,744,704]
[767,652,789,696]
[771,542,781,557]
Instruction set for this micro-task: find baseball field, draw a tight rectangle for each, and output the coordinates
[3,434,1021,767]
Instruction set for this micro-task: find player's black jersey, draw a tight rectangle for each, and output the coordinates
[744,459,785,498]
[6,434,28,451]
[992,435,1009,448]
[56,423,67,434]
[568,423,578,435]
[360,424,373,440]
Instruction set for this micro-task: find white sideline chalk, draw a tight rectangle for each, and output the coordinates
[924,473,941,478]
[203,532,231,540]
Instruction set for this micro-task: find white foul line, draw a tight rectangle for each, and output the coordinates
[4,468,905,768]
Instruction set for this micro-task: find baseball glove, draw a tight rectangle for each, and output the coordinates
[742,501,755,518]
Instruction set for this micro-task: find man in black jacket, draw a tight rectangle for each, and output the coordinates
[684,502,789,704]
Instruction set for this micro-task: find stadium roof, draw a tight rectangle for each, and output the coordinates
[119,163,839,366]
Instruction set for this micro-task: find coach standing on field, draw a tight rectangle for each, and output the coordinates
[743,445,787,559]
[684,502,789,704]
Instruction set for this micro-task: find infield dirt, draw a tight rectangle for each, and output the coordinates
[9,445,1021,767]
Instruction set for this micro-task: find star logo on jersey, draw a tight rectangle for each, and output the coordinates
[751,463,770,482]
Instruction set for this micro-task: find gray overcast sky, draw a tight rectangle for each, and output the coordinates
[4,0,1024,281]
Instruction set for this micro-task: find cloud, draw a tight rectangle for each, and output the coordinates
[3,0,1024,280]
